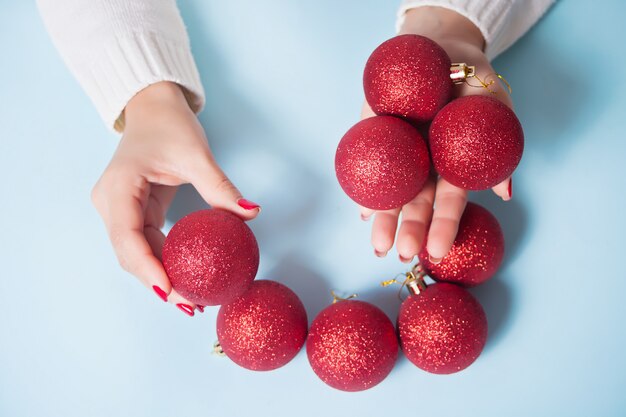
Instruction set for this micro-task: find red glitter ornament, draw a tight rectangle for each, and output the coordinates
[419,202,504,287]
[364,34,453,124]
[398,280,487,374]
[162,209,259,306]
[335,116,430,210]
[216,280,308,371]
[429,95,524,190]
[307,299,398,392]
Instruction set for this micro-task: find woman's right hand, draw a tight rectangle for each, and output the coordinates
[360,7,515,264]
[91,81,261,316]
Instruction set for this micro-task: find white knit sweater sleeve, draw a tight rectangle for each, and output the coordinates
[37,0,205,132]
[396,0,555,60]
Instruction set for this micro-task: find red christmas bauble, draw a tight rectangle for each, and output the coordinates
[162,209,259,306]
[398,282,487,374]
[429,95,524,190]
[364,34,453,124]
[335,116,430,210]
[216,280,308,371]
[419,202,504,287]
[307,300,398,391]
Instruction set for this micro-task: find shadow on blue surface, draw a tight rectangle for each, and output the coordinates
[472,277,513,353]
[469,191,525,352]
[167,184,209,224]
[264,253,332,322]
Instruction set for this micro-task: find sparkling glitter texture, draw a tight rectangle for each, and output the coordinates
[335,116,430,210]
[216,280,308,371]
[364,34,453,124]
[306,300,398,392]
[429,95,524,190]
[162,209,259,306]
[419,202,504,287]
[398,283,487,374]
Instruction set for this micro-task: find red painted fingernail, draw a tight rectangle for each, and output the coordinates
[152,285,168,302]
[375,250,387,258]
[237,198,260,210]
[429,255,443,264]
[507,178,513,200]
[197,305,205,313]
[176,303,195,317]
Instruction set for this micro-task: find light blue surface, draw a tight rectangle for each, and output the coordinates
[1,1,625,416]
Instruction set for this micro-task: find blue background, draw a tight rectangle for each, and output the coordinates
[1,1,625,416]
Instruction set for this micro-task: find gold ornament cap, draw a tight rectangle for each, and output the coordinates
[405,264,427,295]
[450,63,476,84]
[213,341,225,356]
[380,263,428,299]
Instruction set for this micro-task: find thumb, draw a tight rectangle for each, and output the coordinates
[189,155,261,220]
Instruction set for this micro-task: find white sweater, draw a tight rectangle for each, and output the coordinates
[37,0,554,132]
[397,0,555,60]
[37,0,205,132]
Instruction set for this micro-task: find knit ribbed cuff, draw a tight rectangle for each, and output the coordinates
[78,31,205,132]
[395,0,512,60]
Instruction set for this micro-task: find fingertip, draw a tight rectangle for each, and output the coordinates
[396,225,425,263]
[238,208,261,221]
[424,216,457,261]
[425,243,450,261]
[428,254,443,265]
[112,252,172,309]
[359,206,375,221]
[237,198,261,211]
[372,234,394,256]
[425,232,452,261]
[371,209,401,254]
[399,254,414,264]
[140,254,172,292]
[397,249,419,264]
[176,303,195,317]
[232,198,261,220]
[148,271,173,302]
[152,285,169,302]
[211,198,261,221]
[167,289,198,317]
[493,178,512,201]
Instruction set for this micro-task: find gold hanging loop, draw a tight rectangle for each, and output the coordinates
[331,290,358,304]
[494,73,513,94]
[450,62,512,96]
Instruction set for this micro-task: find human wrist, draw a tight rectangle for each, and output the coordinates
[124,82,191,126]
[399,6,484,51]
